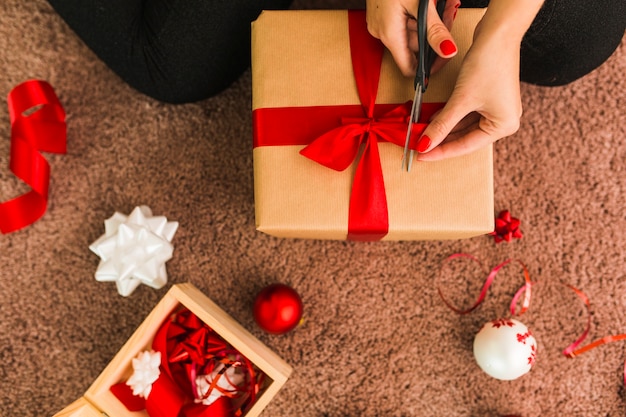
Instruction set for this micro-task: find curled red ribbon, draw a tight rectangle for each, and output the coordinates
[111,308,263,417]
[440,255,626,386]
[0,80,66,234]
[512,282,626,385]
[252,11,443,241]
[437,253,532,316]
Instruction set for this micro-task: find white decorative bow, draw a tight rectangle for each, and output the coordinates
[89,206,178,296]
[127,350,162,398]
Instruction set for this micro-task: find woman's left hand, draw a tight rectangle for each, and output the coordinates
[365,0,461,77]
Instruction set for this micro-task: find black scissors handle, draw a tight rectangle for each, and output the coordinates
[415,0,447,91]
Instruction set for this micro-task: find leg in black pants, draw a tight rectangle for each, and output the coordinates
[47,0,293,104]
[48,0,624,103]
[462,0,626,86]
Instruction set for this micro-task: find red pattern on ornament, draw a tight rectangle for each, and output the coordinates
[517,331,532,344]
[491,318,515,328]
[528,344,537,366]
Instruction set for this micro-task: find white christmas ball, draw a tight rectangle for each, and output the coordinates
[473,318,537,380]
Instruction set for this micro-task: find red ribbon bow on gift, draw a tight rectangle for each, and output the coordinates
[0,80,66,234]
[300,11,436,241]
[252,11,443,241]
[111,308,261,417]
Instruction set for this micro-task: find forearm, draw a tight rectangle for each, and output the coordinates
[476,0,545,42]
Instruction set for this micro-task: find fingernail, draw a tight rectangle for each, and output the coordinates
[440,40,457,56]
[417,135,431,153]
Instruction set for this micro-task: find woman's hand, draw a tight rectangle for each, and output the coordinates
[365,0,461,77]
[415,24,523,160]
[366,0,546,161]
[414,0,545,160]
[414,0,546,160]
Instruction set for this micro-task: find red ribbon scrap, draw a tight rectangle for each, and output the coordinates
[438,254,532,316]
[252,10,443,241]
[439,254,626,385]
[0,80,66,234]
[111,308,263,417]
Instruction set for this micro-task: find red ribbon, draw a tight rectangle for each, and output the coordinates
[111,308,262,417]
[437,254,533,316]
[440,255,626,386]
[252,10,443,241]
[0,80,66,234]
[512,282,626,385]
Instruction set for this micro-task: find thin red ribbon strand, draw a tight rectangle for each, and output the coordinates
[437,253,532,316]
[0,80,66,234]
[441,255,626,386]
[510,282,625,361]
[513,282,626,386]
[252,10,444,241]
[439,256,594,357]
[437,254,533,417]
[509,282,593,358]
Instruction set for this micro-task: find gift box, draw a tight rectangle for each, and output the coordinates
[252,9,493,241]
[54,283,292,417]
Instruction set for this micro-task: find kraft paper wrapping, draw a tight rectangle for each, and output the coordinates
[251,9,493,241]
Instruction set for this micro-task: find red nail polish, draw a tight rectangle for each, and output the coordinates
[417,135,431,153]
[440,40,457,56]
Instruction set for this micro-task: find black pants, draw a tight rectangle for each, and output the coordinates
[47,0,625,103]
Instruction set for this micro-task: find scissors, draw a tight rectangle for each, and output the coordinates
[401,0,447,172]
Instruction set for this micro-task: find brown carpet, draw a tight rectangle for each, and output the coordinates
[1,0,625,416]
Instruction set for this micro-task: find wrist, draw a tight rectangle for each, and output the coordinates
[475,0,545,43]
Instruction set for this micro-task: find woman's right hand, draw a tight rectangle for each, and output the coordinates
[415,0,546,161]
[415,19,524,160]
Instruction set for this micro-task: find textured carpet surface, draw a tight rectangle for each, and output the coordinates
[1,1,625,416]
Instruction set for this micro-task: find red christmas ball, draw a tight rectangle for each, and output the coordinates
[253,283,303,334]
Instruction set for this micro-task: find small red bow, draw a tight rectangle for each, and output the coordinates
[490,210,522,243]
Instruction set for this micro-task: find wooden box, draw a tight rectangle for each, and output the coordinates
[54,283,293,417]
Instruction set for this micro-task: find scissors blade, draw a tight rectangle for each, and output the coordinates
[402,0,432,172]
[401,85,423,172]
